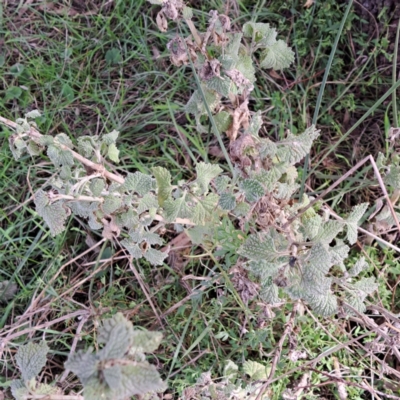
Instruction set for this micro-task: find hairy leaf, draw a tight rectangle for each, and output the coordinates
[306,291,337,317]
[137,193,159,214]
[259,40,295,70]
[144,247,168,266]
[16,341,49,382]
[195,162,223,195]
[191,193,219,225]
[238,230,288,262]
[260,278,280,305]
[103,195,122,214]
[241,179,265,202]
[124,172,153,196]
[345,203,368,244]
[90,178,105,197]
[34,190,68,236]
[65,349,98,385]
[98,313,134,359]
[107,143,120,163]
[348,257,368,277]
[163,192,191,223]
[314,220,344,244]
[242,22,277,48]
[243,360,268,380]
[219,192,236,211]
[302,243,332,281]
[276,126,320,165]
[102,129,119,145]
[121,239,143,259]
[129,330,164,356]
[152,167,172,206]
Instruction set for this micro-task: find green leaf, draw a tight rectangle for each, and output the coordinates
[108,143,120,163]
[137,193,159,214]
[233,201,250,216]
[27,140,43,156]
[348,257,368,277]
[301,214,322,240]
[247,111,263,137]
[225,32,243,58]
[163,192,191,223]
[98,313,134,359]
[116,209,139,229]
[214,175,231,193]
[242,22,277,48]
[306,292,338,317]
[345,203,368,244]
[128,330,163,354]
[238,230,288,262]
[47,145,74,167]
[25,110,41,119]
[129,229,163,246]
[16,341,49,382]
[314,220,344,244]
[90,179,105,197]
[124,172,153,196]
[9,63,25,77]
[105,48,122,65]
[276,126,320,165]
[102,129,119,144]
[243,360,268,380]
[274,182,299,200]
[330,240,350,270]
[61,83,74,102]
[152,167,172,206]
[34,190,69,236]
[205,76,232,97]
[259,40,295,70]
[5,86,22,100]
[240,179,265,202]
[214,111,232,133]
[260,277,280,305]
[385,165,400,189]
[77,136,96,157]
[195,162,223,195]
[185,87,220,116]
[103,195,122,214]
[65,349,98,385]
[302,243,332,281]
[235,54,256,84]
[191,193,219,225]
[219,192,236,211]
[121,239,142,259]
[143,248,168,266]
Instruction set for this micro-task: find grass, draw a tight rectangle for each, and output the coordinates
[1,0,400,398]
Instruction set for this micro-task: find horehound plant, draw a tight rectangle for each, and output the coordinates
[2,0,400,398]
[9,313,166,400]
[2,2,383,316]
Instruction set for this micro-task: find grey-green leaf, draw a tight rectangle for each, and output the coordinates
[16,341,49,382]
[240,179,265,202]
[152,167,172,206]
[195,162,223,195]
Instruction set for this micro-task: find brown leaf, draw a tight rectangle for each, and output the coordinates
[199,59,221,80]
[226,99,250,141]
[156,11,168,32]
[303,0,314,8]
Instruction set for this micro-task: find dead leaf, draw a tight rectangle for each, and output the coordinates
[199,59,221,80]
[304,0,314,8]
[226,98,250,141]
[156,11,168,32]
